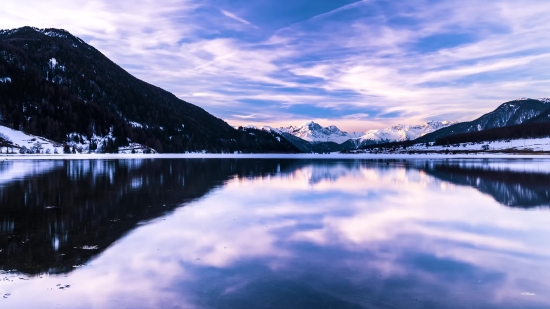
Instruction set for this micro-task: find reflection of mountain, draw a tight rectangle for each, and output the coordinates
[2,158,549,276]
[417,162,550,208]
[0,159,297,275]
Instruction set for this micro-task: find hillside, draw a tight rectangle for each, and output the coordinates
[434,122,550,146]
[415,98,550,143]
[0,26,299,153]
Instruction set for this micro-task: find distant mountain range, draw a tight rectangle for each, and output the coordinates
[0,26,298,153]
[256,97,550,153]
[250,121,455,153]
[360,97,550,151]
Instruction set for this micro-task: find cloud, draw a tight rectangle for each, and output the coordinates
[221,10,259,29]
[1,0,550,131]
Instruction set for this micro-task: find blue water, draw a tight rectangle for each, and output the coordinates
[0,158,549,308]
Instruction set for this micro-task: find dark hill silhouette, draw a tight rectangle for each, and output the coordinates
[0,27,299,153]
[416,99,550,143]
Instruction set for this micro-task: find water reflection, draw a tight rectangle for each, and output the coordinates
[414,160,550,208]
[0,159,291,275]
[0,158,549,308]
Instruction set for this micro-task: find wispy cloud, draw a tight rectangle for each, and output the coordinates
[221,10,259,29]
[1,0,549,131]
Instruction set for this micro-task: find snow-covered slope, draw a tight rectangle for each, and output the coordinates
[274,121,362,144]
[0,125,63,154]
[354,121,456,144]
[0,125,154,154]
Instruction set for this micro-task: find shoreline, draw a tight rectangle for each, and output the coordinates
[2,152,550,160]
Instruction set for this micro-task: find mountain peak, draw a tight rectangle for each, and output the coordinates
[356,121,455,145]
[275,121,360,144]
[300,121,322,130]
[513,97,550,103]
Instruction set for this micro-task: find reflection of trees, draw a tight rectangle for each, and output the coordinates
[2,158,547,275]
[0,159,296,275]
[417,162,550,208]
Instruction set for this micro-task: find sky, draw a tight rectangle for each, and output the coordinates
[1,0,550,131]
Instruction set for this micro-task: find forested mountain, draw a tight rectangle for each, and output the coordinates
[0,27,299,153]
[434,122,550,146]
[416,98,550,143]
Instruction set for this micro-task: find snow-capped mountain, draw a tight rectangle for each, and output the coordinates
[417,98,550,143]
[267,121,454,145]
[274,121,362,144]
[354,121,456,144]
[256,120,455,151]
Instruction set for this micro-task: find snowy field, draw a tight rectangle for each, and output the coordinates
[407,137,550,152]
[0,125,63,154]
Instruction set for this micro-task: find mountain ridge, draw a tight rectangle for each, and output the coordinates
[0,26,299,153]
[415,98,550,143]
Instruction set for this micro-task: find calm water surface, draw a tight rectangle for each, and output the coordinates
[0,158,549,308]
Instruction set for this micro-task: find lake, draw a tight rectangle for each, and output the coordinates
[0,158,549,308]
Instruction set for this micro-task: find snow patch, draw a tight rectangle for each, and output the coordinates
[49,58,57,68]
[129,121,143,128]
[0,77,11,83]
[0,125,63,154]
[515,97,550,103]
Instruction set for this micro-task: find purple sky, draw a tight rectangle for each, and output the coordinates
[2,0,550,131]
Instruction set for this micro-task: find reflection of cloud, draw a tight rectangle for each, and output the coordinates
[0,161,61,186]
[6,159,550,308]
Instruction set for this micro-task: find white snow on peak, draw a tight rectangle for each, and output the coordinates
[276,121,362,144]
[355,121,456,143]
[0,77,11,83]
[257,120,454,145]
[39,29,69,38]
[514,97,550,103]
